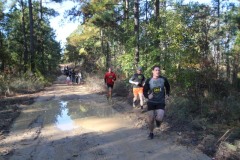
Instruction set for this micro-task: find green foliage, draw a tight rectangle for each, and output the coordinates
[116,52,134,74]
[223,96,240,123]
[63,24,103,71]
[167,92,240,131]
[0,75,8,94]
[62,1,240,132]
[1,1,61,75]
[168,97,198,123]
[175,68,199,91]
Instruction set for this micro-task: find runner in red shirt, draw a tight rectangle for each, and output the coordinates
[104,67,116,102]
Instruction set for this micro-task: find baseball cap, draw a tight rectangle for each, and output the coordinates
[137,66,142,71]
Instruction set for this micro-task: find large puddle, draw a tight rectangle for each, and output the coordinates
[12,97,129,133]
[55,101,75,131]
[55,100,119,131]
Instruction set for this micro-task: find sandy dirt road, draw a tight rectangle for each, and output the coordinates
[0,75,211,160]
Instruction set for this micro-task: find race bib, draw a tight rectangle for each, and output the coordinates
[138,75,143,80]
[153,87,161,94]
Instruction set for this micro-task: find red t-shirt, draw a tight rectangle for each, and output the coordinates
[104,72,116,85]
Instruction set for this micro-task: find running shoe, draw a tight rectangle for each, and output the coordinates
[133,101,137,108]
[148,133,154,139]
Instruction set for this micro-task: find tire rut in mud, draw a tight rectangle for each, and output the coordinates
[1,115,44,160]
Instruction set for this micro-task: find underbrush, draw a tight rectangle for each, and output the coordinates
[0,74,52,97]
[84,72,105,93]
[84,72,130,96]
[167,87,240,159]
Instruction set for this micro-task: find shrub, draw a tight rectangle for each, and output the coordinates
[167,97,195,123]
[0,72,51,96]
[9,77,45,93]
[84,72,105,93]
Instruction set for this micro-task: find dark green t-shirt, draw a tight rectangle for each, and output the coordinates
[129,73,145,88]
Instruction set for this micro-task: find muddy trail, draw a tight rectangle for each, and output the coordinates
[0,75,211,160]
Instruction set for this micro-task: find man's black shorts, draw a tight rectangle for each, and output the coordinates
[147,101,165,111]
[107,84,114,88]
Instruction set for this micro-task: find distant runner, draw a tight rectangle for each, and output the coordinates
[129,66,145,110]
[143,65,170,139]
[104,67,116,102]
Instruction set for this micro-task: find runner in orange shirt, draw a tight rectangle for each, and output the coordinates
[129,67,145,110]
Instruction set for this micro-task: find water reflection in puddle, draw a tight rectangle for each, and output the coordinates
[66,100,118,119]
[11,98,123,133]
[55,100,118,131]
[56,101,75,131]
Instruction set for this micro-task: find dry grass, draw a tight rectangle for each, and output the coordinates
[0,75,48,97]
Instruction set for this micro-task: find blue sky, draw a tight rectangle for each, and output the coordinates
[43,0,79,48]
[4,0,78,48]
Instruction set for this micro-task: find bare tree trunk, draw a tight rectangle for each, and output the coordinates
[0,33,4,71]
[203,18,210,58]
[39,0,45,73]
[107,41,110,68]
[232,52,239,89]
[225,34,231,82]
[101,29,104,55]
[124,0,129,20]
[145,0,148,23]
[21,0,28,73]
[216,0,220,78]
[162,0,167,69]
[101,29,110,69]
[0,62,4,72]
[154,0,159,22]
[134,0,139,67]
[40,0,43,20]
[28,0,35,73]
[154,0,161,64]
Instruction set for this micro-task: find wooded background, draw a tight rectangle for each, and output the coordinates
[0,0,240,158]
[1,0,239,112]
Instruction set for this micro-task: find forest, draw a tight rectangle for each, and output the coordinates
[0,0,240,159]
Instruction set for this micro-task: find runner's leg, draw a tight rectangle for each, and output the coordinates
[155,109,164,127]
[106,85,109,99]
[147,110,155,139]
[133,88,138,108]
[109,87,112,99]
[139,92,144,109]
[155,109,164,121]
